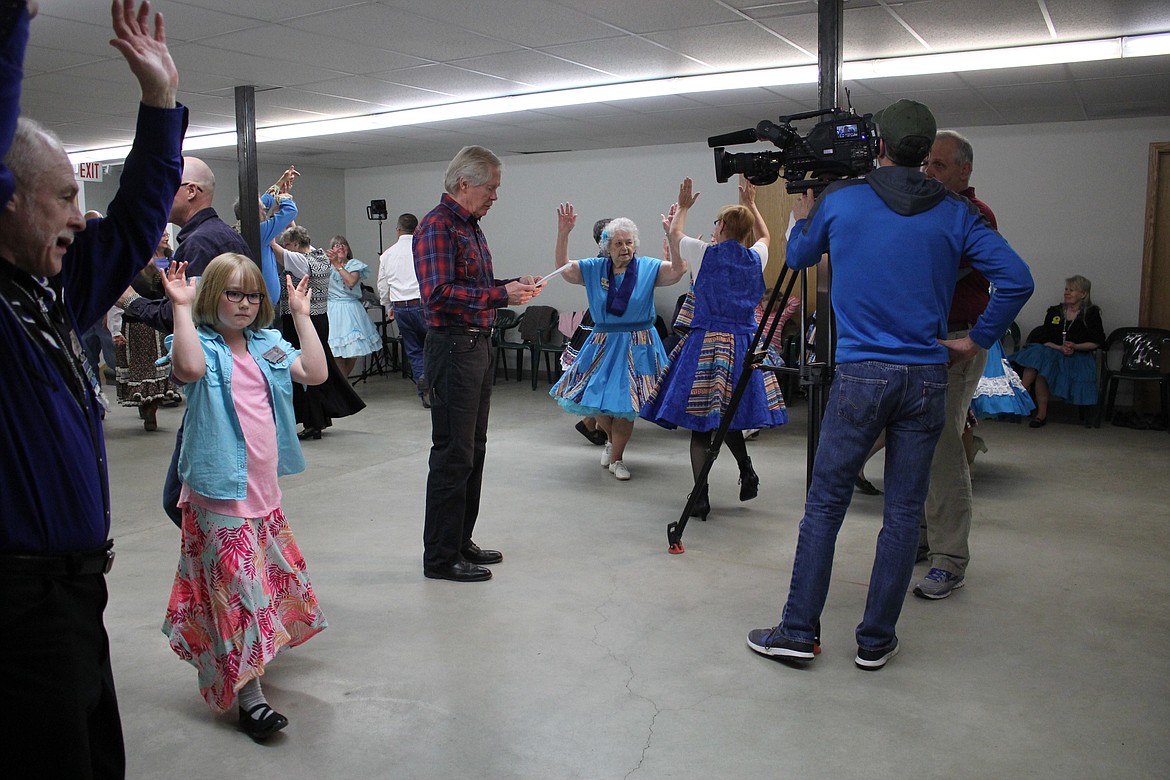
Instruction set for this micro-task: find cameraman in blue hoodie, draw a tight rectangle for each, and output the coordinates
[746,100,1033,671]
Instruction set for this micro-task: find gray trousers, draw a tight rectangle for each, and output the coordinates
[921,336,988,576]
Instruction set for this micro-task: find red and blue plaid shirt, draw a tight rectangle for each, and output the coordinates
[414,193,510,329]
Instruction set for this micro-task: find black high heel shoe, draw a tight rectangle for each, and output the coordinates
[297,427,322,440]
[688,485,711,521]
[739,457,759,502]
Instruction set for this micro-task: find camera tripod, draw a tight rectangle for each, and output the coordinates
[666,261,834,554]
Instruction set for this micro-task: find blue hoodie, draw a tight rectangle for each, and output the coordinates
[786,165,1033,365]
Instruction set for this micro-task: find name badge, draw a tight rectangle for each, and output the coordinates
[262,346,288,364]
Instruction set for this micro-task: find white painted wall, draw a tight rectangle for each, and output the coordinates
[81,159,347,259]
[343,115,1168,337]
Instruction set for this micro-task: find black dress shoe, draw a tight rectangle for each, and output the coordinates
[461,542,503,565]
[738,457,759,502]
[238,703,288,742]
[424,560,492,582]
[575,420,607,446]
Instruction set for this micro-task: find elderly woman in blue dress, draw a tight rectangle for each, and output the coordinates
[549,208,688,480]
[1010,274,1105,428]
[325,235,381,378]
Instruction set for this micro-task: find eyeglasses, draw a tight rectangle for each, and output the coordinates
[180,181,204,192]
[224,290,264,304]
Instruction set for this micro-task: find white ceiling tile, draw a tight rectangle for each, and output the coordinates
[540,38,713,77]
[1043,0,1170,38]
[645,21,817,69]
[893,0,1052,52]
[375,64,531,97]
[196,26,428,75]
[381,0,618,47]
[448,50,612,87]
[561,1,743,34]
[284,5,522,60]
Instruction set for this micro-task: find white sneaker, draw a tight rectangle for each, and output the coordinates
[600,443,611,468]
[609,460,631,480]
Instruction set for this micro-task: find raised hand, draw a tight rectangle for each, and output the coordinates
[287,274,313,316]
[661,202,678,233]
[160,261,195,306]
[677,177,699,209]
[109,0,178,108]
[556,202,576,234]
[739,179,757,206]
[277,165,299,193]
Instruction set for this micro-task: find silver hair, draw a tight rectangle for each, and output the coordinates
[5,118,64,189]
[598,217,639,257]
[281,224,311,248]
[935,129,973,168]
[444,145,502,195]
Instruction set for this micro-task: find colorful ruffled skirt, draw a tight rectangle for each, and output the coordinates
[640,328,788,432]
[163,504,327,713]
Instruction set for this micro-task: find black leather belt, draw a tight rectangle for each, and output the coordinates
[432,324,486,335]
[1,540,115,576]
[394,298,421,305]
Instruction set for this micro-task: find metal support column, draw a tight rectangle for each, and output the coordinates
[235,85,261,265]
[805,0,845,488]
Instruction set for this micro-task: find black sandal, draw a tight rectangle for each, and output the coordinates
[238,703,289,741]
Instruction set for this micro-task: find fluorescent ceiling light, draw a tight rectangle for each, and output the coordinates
[68,31,1170,165]
[1123,31,1170,58]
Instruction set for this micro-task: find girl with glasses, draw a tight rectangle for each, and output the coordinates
[158,252,329,741]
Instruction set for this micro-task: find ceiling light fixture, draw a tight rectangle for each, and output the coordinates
[67,31,1170,165]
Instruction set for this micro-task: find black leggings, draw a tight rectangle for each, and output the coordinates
[689,429,749,483]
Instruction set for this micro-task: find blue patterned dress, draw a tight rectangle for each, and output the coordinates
[971,339,1035,418]
[326,259,381,359]
[550,255,668,420]
[641,240,787,431]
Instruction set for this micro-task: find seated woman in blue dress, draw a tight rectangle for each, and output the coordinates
[641,177,788,519]
[549,210,688,481]
[1010,274,1105,428]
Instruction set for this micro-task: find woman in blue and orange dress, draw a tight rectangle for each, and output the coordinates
[641,177,788,518]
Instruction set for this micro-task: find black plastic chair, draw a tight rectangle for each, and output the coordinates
[1098,327,1170,431]
[1001,320,1022,355]
[493,309,525,384]
[533,310,565,389]
[515,305,559,390]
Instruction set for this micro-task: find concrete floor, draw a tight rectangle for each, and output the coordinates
[100,370,1169,779]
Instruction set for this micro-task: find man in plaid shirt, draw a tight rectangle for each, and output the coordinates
[414,145,541,582]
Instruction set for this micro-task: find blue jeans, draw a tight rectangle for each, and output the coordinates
[393,302,428,392]
[422,328,494,570]
[778,361,948,651]
[163,424,183,528]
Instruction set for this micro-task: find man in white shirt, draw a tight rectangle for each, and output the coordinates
[376,213,428,406]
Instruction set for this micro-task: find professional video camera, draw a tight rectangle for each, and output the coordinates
[709,108,879,194]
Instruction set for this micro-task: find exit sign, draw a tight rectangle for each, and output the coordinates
[76,162,103,182]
